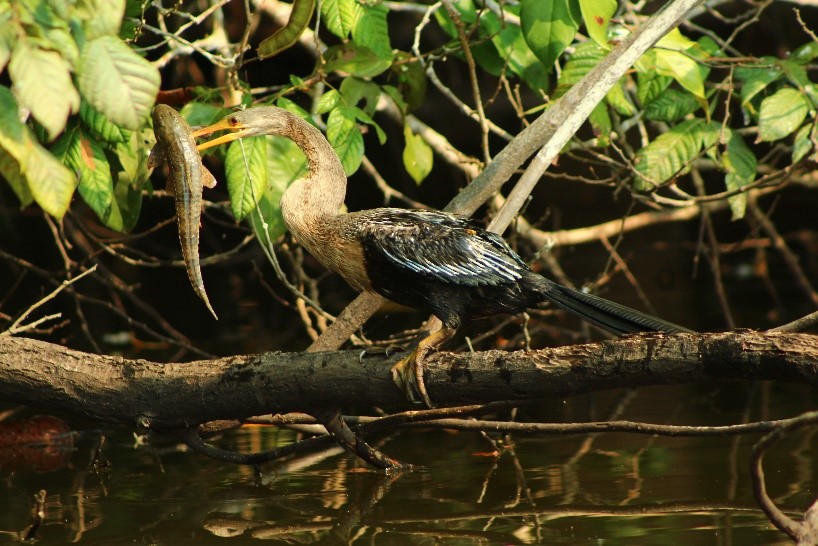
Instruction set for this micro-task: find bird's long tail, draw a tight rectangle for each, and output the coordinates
[535,275,693,335]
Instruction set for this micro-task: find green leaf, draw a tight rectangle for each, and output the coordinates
[339,77,380,115]
[249,136,308,243]
[324,43,392,78]
[225,136,269,221]
[636,69,672,106]
[793,124,815,164]
[654,48,705,99]
[349,106,386,144]
[321,0,356,39]
[179,102,227,128]
[9,39,79,140]
[77,35,160,131]
[403,124,433,184]
[80,100,130,143]
[326,106,364,175]
[633,119,704,191]
[352,2,392,62]
[316,89,341,114]
[779,60,818,107]
[0,86,75,217]
[520,0,581,70]
[492,21,549,92]
[258,0,315,58]
[579,0,616,49]
[0,5,16,73]
[758,88,809,142]
[0,146,33,207]
[555,40,605,97]
[723,132,756,220]
[26,143,77,218]
[605,83,635,116]
[644,88,701,122]
[791,41,818,65]
[53,125,118,228]
[734,59,782,111]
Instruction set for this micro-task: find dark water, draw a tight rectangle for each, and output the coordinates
[0,380,813,544]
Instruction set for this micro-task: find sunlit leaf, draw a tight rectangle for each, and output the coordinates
[792,124,815,164]
[77,35,160,131]
[520,0,580,70]
[734,59,781,112]
[758,88,809,142]
[791,41,818,65]
[249,136,308,243]
[321,0,356,39]
[80,100,130,143]
[555,41,605,97]
[636,68,672,106]
[80,0,126,39]
[225,136,268,221]
[53,125,119,229]
[579,0,616,49]
[9,39,79,140]
[403,124,433,184]
[326,106,364,175]
[352,2,392,62]
[316,89,341,114]
[179,102,227,128]
[0,86,75,217]
[644,88,701,122]
[633,119,704,191]
[606,83,635,116]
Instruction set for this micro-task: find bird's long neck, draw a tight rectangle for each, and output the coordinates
[279,113,347,252]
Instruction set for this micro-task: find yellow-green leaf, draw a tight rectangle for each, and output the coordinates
[9,39,79,140]
[77,35,160,131]
[579,0,616,49]
[403,124,433,184]
[326,106,363,175]
[225,136,268,221]
[250,136,308,243]
[758,88,809,142]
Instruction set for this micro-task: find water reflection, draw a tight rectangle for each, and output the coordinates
[0,380,814,544]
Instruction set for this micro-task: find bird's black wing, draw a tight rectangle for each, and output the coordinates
[357,209,529,287]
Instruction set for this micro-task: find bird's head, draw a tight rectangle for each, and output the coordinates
[194,107,292,151]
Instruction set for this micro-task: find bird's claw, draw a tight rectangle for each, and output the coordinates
[358,344,405,363]
[391,351,434,408]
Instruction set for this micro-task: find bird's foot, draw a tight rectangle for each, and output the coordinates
[358,344,405,363]
[391,349,434,408]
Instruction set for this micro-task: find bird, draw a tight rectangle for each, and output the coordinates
[192,106,692,407]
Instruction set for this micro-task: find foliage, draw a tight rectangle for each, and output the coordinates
[2,0,816,234]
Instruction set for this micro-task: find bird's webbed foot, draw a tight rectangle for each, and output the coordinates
[391,348,433,408]
[390,326,456,408]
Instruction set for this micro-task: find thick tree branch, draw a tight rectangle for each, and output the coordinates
[1,331,816,429]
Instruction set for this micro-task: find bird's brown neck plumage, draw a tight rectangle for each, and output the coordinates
[279,112,346,241]
[277,109,373,290]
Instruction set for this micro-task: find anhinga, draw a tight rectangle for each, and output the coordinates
[193,106,692,406]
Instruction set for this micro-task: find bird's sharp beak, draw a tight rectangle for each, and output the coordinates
[193,119,250,151]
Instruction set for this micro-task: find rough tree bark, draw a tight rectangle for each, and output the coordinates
[0,331,816,429]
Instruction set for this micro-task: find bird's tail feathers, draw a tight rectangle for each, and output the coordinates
[535,276,692,335]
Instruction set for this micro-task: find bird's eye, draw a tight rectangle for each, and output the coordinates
[228,116,239,127]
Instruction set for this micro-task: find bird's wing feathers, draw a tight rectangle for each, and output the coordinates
[358,210,528,287]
